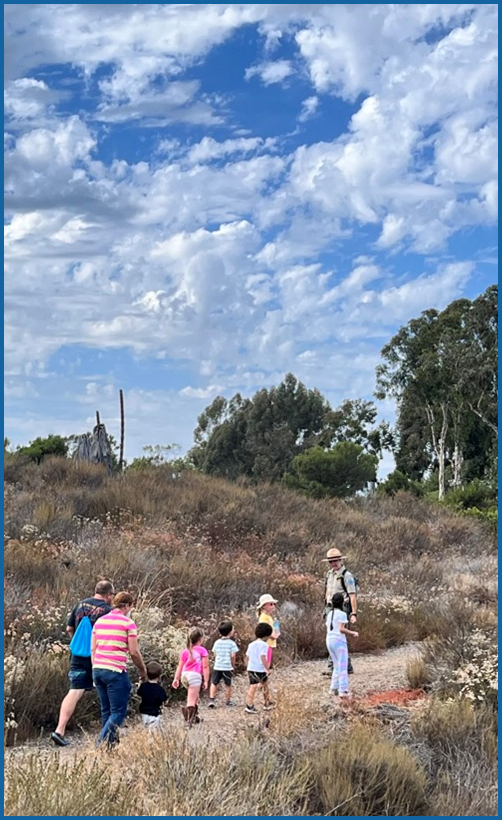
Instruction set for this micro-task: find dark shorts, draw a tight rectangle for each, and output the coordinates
[69,656,93,691]
[248,671,268,685]
[211,669,233,686]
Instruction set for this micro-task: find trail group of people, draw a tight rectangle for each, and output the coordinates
[51,547,358,747]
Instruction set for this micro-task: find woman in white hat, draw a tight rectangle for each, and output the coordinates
[256,594,280,668]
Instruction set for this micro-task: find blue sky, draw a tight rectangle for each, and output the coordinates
[4,4,498,474]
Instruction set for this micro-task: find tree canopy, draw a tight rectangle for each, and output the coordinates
[189,373,388,490]
[376,284,497,499]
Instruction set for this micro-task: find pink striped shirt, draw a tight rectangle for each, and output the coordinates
[92,609,137,673]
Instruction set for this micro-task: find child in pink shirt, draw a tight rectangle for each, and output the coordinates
[172,628,209,727]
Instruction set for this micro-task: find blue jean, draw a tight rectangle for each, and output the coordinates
[92,668,132,746]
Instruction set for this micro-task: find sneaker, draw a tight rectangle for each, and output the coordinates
[51,732,69,747]
[225,700,234,707]
[263,702,276,711]
[208,699,216,709]
[330,689,339,696]
[245,704,258,714]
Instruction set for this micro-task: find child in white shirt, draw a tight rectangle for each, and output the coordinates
[326,592,359,698]
[244,622,274,714]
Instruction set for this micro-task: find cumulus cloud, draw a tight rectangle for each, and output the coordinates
[245,59,294,85]
[3,3,497,460]
[299,95,319,122]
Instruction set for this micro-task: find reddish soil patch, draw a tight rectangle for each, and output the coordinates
[358,688,427,707]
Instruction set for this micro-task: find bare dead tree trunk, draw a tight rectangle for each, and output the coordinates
[119,389,125,471]
[452,443,463,487]
[426,402,448,500]
[96,411,101,427]
[451,409,463,488]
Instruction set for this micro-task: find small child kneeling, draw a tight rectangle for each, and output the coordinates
[244,622,275,714]
[138,661,168,730]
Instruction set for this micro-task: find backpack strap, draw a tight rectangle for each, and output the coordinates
[77,601,101,626]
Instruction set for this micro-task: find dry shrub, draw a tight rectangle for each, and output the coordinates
[127,728,311,817]
[406,654,432,690]
[412,697,497,765]
[309,722,428,816]
[5,729,312,818]
[5,649,101,743]
[412,698,498,817]
[4,753,137,817]
[279,608,327,661]
[356,602,425,654]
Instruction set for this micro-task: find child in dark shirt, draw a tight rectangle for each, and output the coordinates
[138,661,168,730]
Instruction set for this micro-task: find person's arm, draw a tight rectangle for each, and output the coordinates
[339,623,358,638]
[66,605,77,639]
[260,652,271,672]
[348,592,357,622]
[160,687,168,702]
[128,634,148,680]
[90,630,97,665]
[172,654,184,689]
[202,655,210,690]
[230,652,237,672]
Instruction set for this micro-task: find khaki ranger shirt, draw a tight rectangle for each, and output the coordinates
[324,565,357,615]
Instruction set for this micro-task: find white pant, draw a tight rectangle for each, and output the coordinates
[141,714,161,730]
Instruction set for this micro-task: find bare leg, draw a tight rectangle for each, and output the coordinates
[246,684,258,706]
[225,684,232,703]
[55,689,85,736]
[186,684,199,708]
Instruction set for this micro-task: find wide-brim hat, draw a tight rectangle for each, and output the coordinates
[321,547,346,562]
[256,594,278,608]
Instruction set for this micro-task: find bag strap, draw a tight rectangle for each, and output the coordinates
[77,601,100,626]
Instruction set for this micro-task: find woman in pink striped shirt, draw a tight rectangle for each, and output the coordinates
[91,591,147,747]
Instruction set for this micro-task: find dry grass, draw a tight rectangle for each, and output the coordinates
[5,728,312,818]
[406,654,433,690]
[411,698,498,817]
[309,722,429,816]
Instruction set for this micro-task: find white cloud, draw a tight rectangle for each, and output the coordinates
[185,136,277,165]
[180,385,224,399]
[299,95,319,122]
[3,4,497,464]
[245,59,294,85]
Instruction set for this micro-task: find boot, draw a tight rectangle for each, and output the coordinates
[181,706,189,723]
[186,706,197,727]
[192,704,202,724]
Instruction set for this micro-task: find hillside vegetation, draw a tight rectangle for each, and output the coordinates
[4,458,497,816]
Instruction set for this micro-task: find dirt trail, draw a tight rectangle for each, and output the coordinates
[6,643,422,762]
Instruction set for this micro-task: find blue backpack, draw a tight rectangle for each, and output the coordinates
[69,603,98,657]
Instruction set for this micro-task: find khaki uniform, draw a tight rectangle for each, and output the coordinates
[324,565,357,617]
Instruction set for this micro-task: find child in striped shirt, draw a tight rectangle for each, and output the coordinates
[208,621,239,708]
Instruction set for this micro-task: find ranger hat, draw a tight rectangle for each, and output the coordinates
[321,547,346,562]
